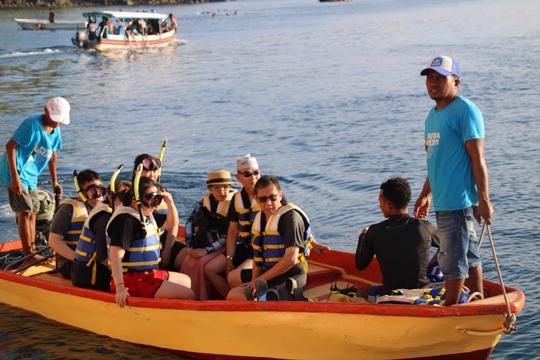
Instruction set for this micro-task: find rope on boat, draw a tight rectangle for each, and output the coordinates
[479,224,516,334]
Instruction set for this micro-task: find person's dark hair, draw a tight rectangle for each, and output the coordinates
[119,177,160,206]
[77,169,101,187]
[133,153,153,174]
[254,175,281,195]
[132,153,154,184]
[169,13,173,17]
[380,177,411,209]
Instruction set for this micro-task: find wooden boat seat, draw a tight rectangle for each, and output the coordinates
[32,271,73,287]
[306,263,342,288]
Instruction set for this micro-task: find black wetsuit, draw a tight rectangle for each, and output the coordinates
[355,215,438,294]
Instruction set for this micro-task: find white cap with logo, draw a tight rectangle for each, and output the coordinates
[420,55,461,78]
[45,97,71,125]
[236,153,259,170]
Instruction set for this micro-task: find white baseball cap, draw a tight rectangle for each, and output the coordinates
[420,55,461,78]
[45,97,70,125]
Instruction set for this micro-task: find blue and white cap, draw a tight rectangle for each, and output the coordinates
[420,55,461,77]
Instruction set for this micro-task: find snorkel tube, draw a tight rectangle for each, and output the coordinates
[133,163,145,224]
[157,138,167,182]
[109,164,124,212]
[73,170,88,204]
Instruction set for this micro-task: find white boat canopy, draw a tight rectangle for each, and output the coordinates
[82,11,168,21]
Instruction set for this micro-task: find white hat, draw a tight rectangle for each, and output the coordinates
[420,55,461,78]
[45,97,70,125]
[236,153,259,170]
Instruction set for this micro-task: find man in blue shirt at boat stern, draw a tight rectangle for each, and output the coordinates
[0,97,69,260]
[414,56,493,306]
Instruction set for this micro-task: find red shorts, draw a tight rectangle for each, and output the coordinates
[110,269,169,298]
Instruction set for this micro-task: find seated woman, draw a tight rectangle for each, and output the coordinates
[182,170,236,299]
[49,169,106,279]
[107,176,194,307]
[132,153,187,271]
[71,177,130,292]
[227,175,314,301]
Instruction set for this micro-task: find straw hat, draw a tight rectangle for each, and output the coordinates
[206,169,234,186]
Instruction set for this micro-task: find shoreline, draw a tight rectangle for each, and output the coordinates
[1,0,226,9]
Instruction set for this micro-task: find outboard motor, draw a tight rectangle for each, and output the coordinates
[74,30,88,48]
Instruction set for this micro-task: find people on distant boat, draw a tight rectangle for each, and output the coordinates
[0,97,69,263]
[87,17,97,41]
[107,176,194,307]
[227,175,315,300]
[131,154,187,272]
[414,56,492,305]
[71,180,130,291]
[138,18,147,38]
[49,169,106,279]
[182,170,236,299]
[225,154,261,289]
[125,20,137,42]
[355,177,439,302]
[97,16,114,39]
[168,13,177,32]
[48,9,55,23]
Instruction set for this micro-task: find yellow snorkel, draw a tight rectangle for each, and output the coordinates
[157,138,167,182]
[134,163,145,224]
[109,164,124,212]
[73,170,88,203]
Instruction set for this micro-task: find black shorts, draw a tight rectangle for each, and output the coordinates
[160,240,186,270]
[71,260,111,292]
[241,263,306,288]
[233,242,252,268]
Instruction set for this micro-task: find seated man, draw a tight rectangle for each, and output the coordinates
[225,154,261,289]
[227,175,313,300]
[182,170,236,299]
[355,177,438,301]
[49,169,106,279]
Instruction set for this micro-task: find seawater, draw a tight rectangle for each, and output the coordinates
[0,0,538,358]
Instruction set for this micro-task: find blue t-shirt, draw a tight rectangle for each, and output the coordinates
[424,96,484,211]
[0,114,62,190]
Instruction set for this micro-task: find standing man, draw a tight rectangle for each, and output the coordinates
[168,13,178,32]
[0,97,69,259]
[414,56,493,305]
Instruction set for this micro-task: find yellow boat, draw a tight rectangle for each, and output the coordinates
[0,239,525,360]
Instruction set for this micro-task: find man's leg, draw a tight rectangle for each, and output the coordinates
[444,278,466,305]
[436,209,470,306]
[16,211,34,255]
[465,265,483,298]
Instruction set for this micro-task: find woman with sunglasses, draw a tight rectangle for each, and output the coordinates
[182,170,236,299]
[49,169,106,279]
[107,176,194,307]
[132,154,187,271]
[227,176,314,301]
[71,180,130,292]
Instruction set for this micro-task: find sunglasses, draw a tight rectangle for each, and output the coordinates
[256,193,280,203]
[83,184,107,199]
[142,191,163,208]
[142,158,162,171]
[238,170,260,178]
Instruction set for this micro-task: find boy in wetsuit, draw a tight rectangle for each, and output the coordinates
[355,177,439,301]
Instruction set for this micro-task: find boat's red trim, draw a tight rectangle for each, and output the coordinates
[0,269,524,318]
[0,240,22,252]
[96,35,176,48]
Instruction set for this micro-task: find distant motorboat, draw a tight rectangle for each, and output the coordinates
[72,11,179,51]
[14,18,86,31]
